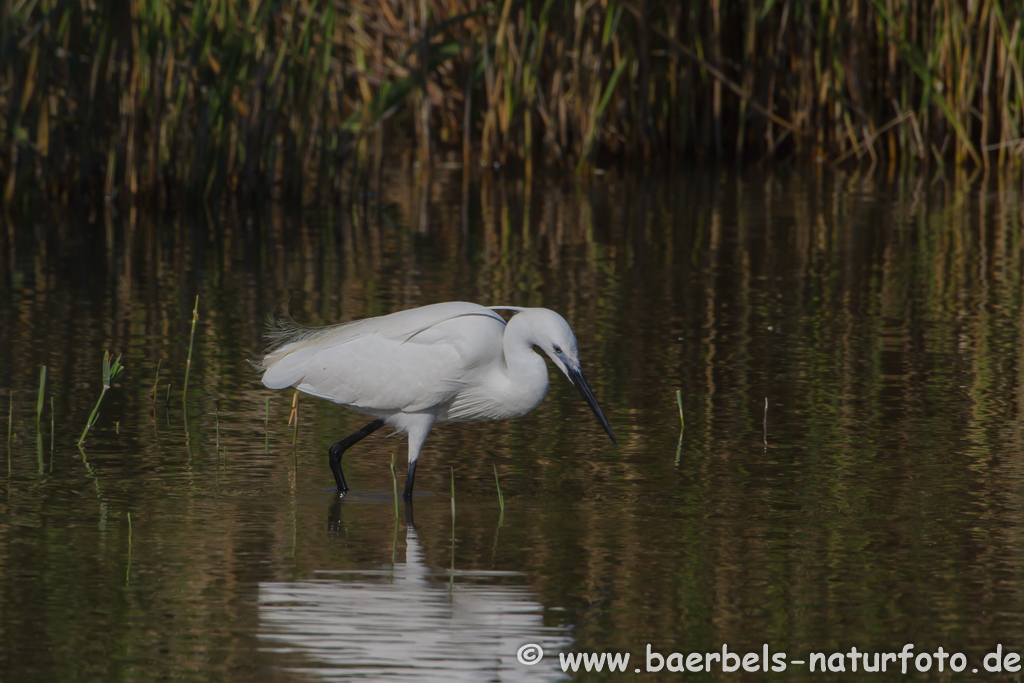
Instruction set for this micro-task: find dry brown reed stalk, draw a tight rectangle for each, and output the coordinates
[2,0,1023,212]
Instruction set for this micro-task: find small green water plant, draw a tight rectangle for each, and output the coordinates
[150,360,161,406]
[675,389,684,467]
[78,351,125,446]
[182,296,199,403]
[36,366,47,422]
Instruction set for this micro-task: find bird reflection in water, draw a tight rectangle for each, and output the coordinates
[259,525,572,681]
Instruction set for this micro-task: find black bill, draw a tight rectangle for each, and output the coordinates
[567,365,616,444]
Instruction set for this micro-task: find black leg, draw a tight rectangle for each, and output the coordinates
[328,419,385,493]
[403,460,417,500]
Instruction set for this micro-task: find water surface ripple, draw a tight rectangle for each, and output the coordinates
[1,168,1023,680]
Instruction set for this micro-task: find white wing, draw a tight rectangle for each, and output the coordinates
[257,302,508,413]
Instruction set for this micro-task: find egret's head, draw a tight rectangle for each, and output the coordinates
[526,309,579,375]
[524,308,615,444]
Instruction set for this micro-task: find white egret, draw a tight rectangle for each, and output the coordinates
[254,302,615,498]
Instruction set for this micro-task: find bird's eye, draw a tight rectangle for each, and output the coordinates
[553,344,562,354]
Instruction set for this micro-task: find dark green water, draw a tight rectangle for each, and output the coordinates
[3,167,1024,681]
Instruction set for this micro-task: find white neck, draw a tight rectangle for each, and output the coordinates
[499,312,550,415]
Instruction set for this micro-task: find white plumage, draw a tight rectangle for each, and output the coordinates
[255,302,615,498]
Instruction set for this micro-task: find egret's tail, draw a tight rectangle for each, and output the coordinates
[252,312,378,389]
[250,313,327,386]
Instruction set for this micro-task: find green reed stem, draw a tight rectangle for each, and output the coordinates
[49,397,54,464]
[151,360,161,406]
[492,462,505,513]
[36,424,44,475]
[264,397,270,454]
[36,366,46,422]
[763,397,768,446]
[675,390,686,467]
[390,453,399,520]
[78,351,124,447]
[390,522,399,580]
[126,511,132,584]
[290,391,299,450]
[7,390,13,451]
[182,296,199,403]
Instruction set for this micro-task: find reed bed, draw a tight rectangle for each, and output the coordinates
[2,0,1023,210]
